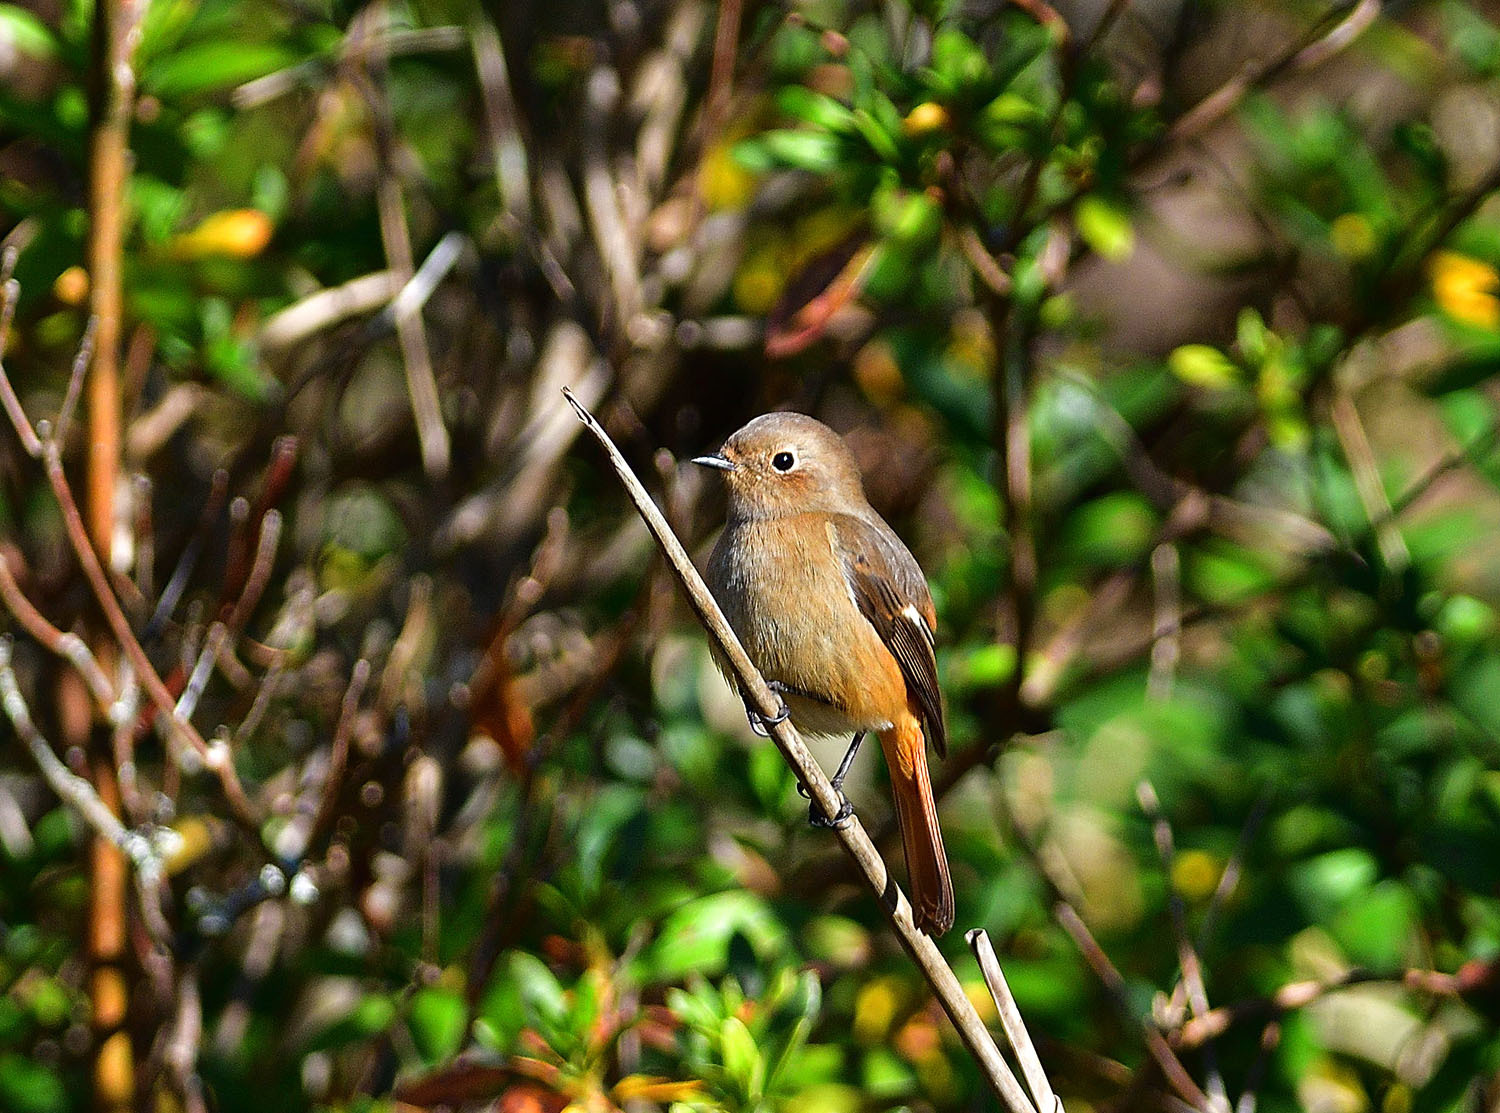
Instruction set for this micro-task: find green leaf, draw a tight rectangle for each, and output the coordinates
[0,1052,67,1113]
[929,27,989,93]
[1236,307,1271,363]
[0,6,59,59]
[755,129,842,174]
[509,952,569,1031]
[1168,344,1240,389]
[409,986,466,1064]
[1290,847,1377,923]
[720,1015,764,1102]
[1332,881,1416,968]
[145,41,298,97]
[1060,491,1158,568]
[640,891,788,982]
[851,108,901,164]
[776,86,855,133]
[1075,195,1134,262]
[872,186,941,246]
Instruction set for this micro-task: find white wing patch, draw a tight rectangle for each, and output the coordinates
[901,603,935,646]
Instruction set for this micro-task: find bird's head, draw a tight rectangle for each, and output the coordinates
[693,412,867,520]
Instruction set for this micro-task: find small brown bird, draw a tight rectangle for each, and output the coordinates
[694,413,954,935]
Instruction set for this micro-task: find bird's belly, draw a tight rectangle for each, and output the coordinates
[710,518,907,736]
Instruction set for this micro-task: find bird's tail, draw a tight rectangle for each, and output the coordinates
[879,716,953,935]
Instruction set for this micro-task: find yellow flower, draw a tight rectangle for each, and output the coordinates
[1430,250,1500,329]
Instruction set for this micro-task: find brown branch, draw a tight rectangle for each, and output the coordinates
[0,639,153,867]
[358,5,451,480]
[225,509,282,632]
[304,658,372,859]
[0,549,116,710]
[1171,967,1461,1051]
[0,276,41,456]
[1137,782,1227,1113]
[969,929,1059,1113]
[35,436,261,828]
[1166,0,1380,143]
[564,387,1041,1113]
[87,3,146,1105]
[1053,901,1214,1111]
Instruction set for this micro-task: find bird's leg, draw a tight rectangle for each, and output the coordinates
[801,731,862,829]
[744,681,791,737]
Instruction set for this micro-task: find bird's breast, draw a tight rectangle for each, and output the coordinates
[706,514,908,735]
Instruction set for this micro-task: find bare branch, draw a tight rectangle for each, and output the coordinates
[969,929,1059,1113]
[0,551,116,710]
[55,316,98,447]
[34,436,261,828]
[1054,900,1214,1110]
[0,277,41,457]
[1139,781,1227,1113]
[1167,0,1380,143]
[0,637,164,876]
[259,271,401,351]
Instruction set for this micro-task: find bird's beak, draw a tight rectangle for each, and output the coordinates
[691,453,736,471]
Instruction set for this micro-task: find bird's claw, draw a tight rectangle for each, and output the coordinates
[744,684,791,737]
[806,792,854,830]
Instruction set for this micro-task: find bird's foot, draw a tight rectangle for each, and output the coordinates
[797,781,854,830]
[745,682,791,737]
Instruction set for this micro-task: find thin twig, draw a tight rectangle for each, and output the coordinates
[1138,782,1227,1113]
[471,15,533,227]
[175,622,228,722]
[1147,545,1181,703]
[360,7,451,480]
[225,509,282,632]
[1053,901,1213,1110]
[1331,391,1408,574]
[33,436,261,827]
[162,964,208,1113]
[1172,967,1459,1050]
[304,658,372,859]
[0,278,41,456]
[969,929,1058,1113]
[0,637,160,874]
[581,67,644,334]
[148,467,230,636]
[259,271,401,351]
[564,387,1039,1113]
[55,317,98,447]
[1167,0,1379,143]
[0,552,117,710]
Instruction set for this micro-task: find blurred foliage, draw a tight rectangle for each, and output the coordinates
[3,0,1500,1111]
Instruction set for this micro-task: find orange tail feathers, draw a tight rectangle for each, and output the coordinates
[879,717,954,935]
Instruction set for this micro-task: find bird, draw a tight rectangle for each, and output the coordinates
[693,412,953,935]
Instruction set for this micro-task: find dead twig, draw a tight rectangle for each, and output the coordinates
[1167,0,1380,143]
[969,929,1060,1113]
[1053,901,1215,1111]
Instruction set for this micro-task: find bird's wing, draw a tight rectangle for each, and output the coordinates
[829,514,946,757]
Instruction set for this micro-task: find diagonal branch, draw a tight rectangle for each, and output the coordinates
[563,387,1040,1113]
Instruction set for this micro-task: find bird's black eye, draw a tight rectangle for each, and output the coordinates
[771,450,796,472]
